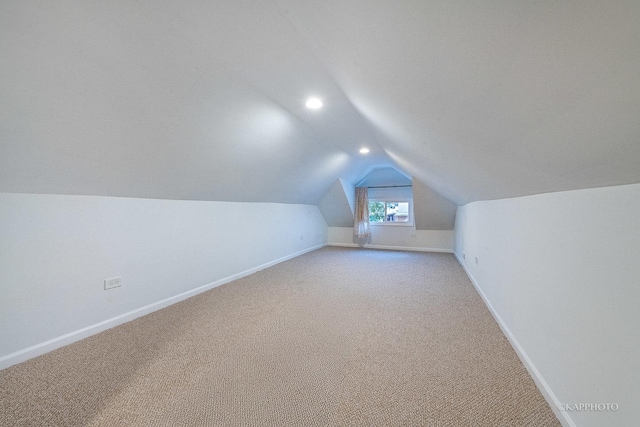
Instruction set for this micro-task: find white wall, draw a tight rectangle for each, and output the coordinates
[412,177,457,230]
[454,183,640,427]
[0,193,327,368]
[328,227,453,252]
[317,179,354,227]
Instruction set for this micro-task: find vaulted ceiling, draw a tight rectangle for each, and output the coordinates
[2,1,639,205]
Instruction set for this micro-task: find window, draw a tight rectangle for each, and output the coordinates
[369,199,413,226]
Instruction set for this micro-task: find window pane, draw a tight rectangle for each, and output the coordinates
[387,202,409,222]
[369,201,385,222]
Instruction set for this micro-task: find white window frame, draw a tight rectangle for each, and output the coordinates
[368,198,414,227]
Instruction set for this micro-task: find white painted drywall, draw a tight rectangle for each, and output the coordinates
[328,227,453,252]
[0,193,328,366]
[454,183,640,427]
[412,177,457,230]
[340,178,355,215]
[357,166,412,187]
[317,179,354,227]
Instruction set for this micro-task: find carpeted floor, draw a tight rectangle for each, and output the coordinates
[0,247,560,426]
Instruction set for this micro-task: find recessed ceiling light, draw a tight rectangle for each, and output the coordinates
[305,98,323,109]
[359,148,370,154]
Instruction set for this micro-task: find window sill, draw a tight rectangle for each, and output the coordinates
[370,222,414,227]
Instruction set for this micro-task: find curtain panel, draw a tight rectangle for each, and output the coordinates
[354,187,371,241]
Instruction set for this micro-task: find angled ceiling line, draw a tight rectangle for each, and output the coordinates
[271,0,394,159]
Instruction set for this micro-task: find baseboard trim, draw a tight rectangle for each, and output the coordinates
[453,252,575,427]
[0,243,327,371]
[328,242,453,253]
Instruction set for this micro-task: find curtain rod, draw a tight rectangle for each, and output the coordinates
[367,185,413,189]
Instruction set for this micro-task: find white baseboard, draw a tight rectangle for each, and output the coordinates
[0,243,327,371]
[328,242,453,253]
[453,252,576,427]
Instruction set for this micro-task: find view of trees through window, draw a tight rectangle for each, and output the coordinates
[369,201,410,223]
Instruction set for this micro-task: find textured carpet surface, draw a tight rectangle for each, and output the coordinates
[1,247,560,426]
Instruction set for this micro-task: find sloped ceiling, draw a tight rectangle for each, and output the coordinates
[412,178,457,231]
[2,1,639,205]
[318,179,355,228]
[357,167,412,188]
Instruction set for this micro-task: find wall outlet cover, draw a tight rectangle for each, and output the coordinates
[104,277,122,290]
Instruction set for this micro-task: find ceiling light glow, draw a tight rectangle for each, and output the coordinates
[305,98,323,109]
[359,148,370,154]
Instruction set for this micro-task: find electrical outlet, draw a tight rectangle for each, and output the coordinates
[104,277,122,290]
[463,252,466,259]
[475,257,478,264]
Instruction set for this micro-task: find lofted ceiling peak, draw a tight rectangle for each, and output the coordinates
[356,166,412,188]
[2,1,639,206]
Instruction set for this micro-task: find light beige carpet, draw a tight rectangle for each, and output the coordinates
[0,247,560,426]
